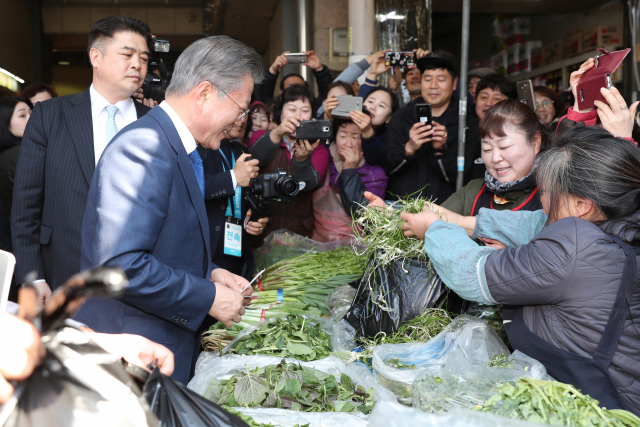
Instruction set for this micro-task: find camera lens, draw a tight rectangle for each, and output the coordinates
[275,176,299,196]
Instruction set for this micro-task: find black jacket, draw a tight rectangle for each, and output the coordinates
[202,140,255,281]
[256,65,334,109]
[11,90,150,289]
[382,97,480,203]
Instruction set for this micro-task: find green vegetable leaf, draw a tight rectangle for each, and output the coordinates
[234,373,269,406]
[284,342,312,356]
[285,378,302,396]
[340,373,354,391]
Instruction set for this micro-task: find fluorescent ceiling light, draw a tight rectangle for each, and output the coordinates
[0,67,24,84]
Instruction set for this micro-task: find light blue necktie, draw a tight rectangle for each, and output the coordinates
[189,149,205,200]
[105,105,119,144]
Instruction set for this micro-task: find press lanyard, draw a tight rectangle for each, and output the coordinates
[219,149,242,220]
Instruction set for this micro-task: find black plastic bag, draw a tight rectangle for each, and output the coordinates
[0,268,160,427]
[344,253,465,338]
[142,368,250,427]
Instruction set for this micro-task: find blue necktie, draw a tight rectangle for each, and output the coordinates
[189,149,205,200]
[105,105,119,144]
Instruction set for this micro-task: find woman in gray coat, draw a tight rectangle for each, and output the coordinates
[400,126,640,415]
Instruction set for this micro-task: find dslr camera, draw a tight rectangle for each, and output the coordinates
[244,169,305,220]
[141,36,171,103]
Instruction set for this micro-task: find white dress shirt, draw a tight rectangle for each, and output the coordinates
[159,100,236,188]
[89,85,138,165]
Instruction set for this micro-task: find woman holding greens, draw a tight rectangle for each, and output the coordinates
[398,125,640,415]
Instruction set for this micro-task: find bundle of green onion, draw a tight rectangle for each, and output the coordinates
[353,194,437,273]
[201,302,322,352]
[248,246,366,313]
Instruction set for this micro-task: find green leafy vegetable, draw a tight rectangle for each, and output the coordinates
[386,358,417,370]
[226,315,332,362]
[475,377,640,426]
[203,361,376,414]
[487,354,513,369]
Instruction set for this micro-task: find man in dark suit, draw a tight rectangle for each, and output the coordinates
[75,35,264,383]
[11,16,152,301]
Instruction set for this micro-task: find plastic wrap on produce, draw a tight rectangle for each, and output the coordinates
[371,315,490,404]
[187,354,397,405]
[412,345,547,413]
[331,319,357,353]
[254,230,352,271]
[235,407,368,427]
[368,401,543,427]
[326,284,357,321]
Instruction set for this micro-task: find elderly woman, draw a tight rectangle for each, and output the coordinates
[399,125,640,414]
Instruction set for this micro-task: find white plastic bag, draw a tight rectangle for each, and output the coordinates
[331,319,358,353]
[372,315,493,404]
[411,348,547,413]
[187,354,397,405]
[235,407,368,427]
[368,401,543,427]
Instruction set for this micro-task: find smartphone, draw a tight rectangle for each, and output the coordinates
[516,80,536,112]
[333,95,363,118]
[285,53,308,64]
[415,103,432,126]
[296,120,333,145]
[384,51,415,67]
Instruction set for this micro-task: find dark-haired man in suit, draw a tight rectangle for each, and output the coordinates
[11,16,153,301]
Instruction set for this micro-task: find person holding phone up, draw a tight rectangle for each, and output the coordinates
[248,85,330,244]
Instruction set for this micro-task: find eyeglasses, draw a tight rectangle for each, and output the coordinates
[217,87,250,121]
[535,100,554,109]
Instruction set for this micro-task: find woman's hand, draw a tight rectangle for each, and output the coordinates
[400,209,440,239]
[594,86,639,139]
[349,110,374,138]
[323,95,339,120]
[269,51,289,74]
[478,238,507,250]
[366,52,390,80]
[271,115,302,143]
[246,209,269,236]
[294,139,320,161]
[339,142,363,170]
[569,58,595,113]
[388,66,402,92]
[430,121,448,150]
[364,191,385,208]
[304,51,323,72]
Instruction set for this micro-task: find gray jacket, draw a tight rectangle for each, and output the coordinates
[481,211,640,415]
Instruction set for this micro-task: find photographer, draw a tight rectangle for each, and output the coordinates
[248,85,330,242]
[203,114,268,281]
[382,51,481,202]
[257,51,333,107]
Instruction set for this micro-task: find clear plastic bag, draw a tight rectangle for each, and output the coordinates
[371,315,490,404]
[368,401,542,427]
[411,339,548,414]
[331,319,358,353]
[311,180,354,243]
[187,354,397,406]
[235,407,368,427]
[326,284,357,321]
[254,230,352,272]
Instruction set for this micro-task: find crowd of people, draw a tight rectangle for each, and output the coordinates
[0,14,639,416]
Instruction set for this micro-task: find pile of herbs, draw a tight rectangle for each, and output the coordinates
[386,358,417,370]
[487,354,513,369]
[225,315,332,361]
[475,377,640,426]
[224,408,308,427]
[355,308,453,364]
[203,360,376,414]
[202,302,322,351]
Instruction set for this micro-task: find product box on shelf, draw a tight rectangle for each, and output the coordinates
[543,40,563,66]
[531,46,544,70]
[563,30,584,58]
[507,17,530,46]
[490,50,508,76]
[491,17,508,53]
[507,43,520,75]
[582,25,622,51]
[519,41,543,73]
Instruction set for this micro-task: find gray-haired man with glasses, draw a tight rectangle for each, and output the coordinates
[75,35,263,384]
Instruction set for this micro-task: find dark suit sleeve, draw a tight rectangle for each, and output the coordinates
[11,102,48,282]
[83,128,216,330]
[382,112,418,176]
[257,70,279,103]
[313,65,333,102]
[204,170,235,201]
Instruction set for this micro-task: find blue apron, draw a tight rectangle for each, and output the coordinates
[503,233,639,410]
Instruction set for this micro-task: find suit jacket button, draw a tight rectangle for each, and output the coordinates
[220,205,225,210]
[215,226,220,232]
[222,190,226,194]
[211,193,215,197]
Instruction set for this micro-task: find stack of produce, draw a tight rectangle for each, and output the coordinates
[249,246,366,313]
[203,361,376,415]
[475,377,640,426]
[226,315,332,361]
[201,302,322,351]
[356,308,454,366]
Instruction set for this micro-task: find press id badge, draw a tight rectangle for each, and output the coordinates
[223,217,242,257]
